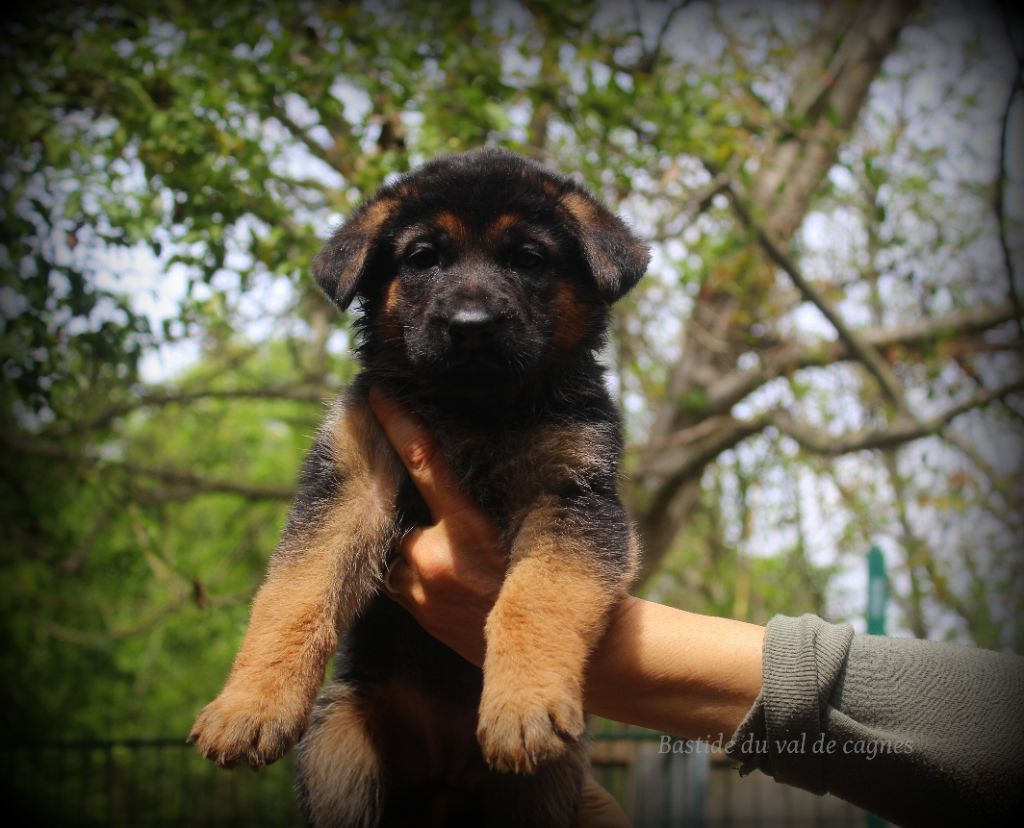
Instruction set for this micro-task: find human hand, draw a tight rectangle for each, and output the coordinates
[368,389,506,666]
[369,390,764,740]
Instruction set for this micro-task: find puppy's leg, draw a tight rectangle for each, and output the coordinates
[190,394,402,768]
[477,496,637,774]
[294,681,384,828]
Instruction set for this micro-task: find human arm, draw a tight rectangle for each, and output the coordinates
[368,391,1024,825]
[368,390,765,740]
[729,614,1024,825]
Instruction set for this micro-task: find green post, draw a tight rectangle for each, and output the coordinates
[867,546,887,636]
[866,547,888,828]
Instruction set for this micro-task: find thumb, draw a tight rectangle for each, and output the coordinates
[368,388,473,524]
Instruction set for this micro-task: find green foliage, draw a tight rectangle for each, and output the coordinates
[1,0,1021,753]
[1,340,322,740]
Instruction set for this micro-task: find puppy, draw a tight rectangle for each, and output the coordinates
[189,148,648,827]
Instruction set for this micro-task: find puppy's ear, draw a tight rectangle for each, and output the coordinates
[313,198,396,310]
[560,191,649,303]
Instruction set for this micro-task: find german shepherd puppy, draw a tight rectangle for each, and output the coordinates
[189,148,648,827]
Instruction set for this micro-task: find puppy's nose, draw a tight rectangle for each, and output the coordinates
[448,308,497,349]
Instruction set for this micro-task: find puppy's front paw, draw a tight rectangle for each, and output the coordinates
[189,686,309,768]
[476,681,584,774]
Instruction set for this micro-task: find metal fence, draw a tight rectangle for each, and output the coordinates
[1,739,299,826]
[1,735,868,827]
[590,731,868,828]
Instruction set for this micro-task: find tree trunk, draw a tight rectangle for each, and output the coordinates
[634,0,919,582]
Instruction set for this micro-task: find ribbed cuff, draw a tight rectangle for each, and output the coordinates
[726,614,854,794]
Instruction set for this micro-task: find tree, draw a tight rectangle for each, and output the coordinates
[1,0,1021,739]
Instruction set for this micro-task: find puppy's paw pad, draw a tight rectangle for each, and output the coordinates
[477,690,584,774]
[189,691,306,769]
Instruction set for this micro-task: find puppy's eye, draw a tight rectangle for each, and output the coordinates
[511,247,545,271]
[406,245,439,270]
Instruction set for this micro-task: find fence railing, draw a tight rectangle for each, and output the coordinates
[1,735,867,827]
[1,738,298,827]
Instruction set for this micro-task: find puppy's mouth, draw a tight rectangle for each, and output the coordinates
[442,342,516,378]
[438,309,515,373]
[402,307,541,387]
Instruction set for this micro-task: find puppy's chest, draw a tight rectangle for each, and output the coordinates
[429,415,618,526]
[437,426,540,521]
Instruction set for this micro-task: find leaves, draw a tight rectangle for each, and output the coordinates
[2,0,1022,747]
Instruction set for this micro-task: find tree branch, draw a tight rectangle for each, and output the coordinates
[635,0,919,582]
[54,384,329,435]
[771,379,1024,456]
[995,29,1024,337]
[266,97,354,179]
[727,184,907,409]
[43,589,248,646]
[705,300,1020,414]
[635,413,773,482]
[646,165,737,244]
[636,377,1023,483]
[6,438,295,501]
[749,0,918,239]
[644,0,694,71]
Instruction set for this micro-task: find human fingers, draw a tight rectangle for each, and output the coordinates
[386,525,492,666]
[368,388,480,525]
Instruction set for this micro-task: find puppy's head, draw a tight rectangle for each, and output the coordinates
[313,149,648,386]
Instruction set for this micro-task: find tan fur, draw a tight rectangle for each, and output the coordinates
[477,500,634,774]
[559,192,617,276]
[529,422,616,477]
[549,281,592,358]
[360,198,396,236]
[345,199,396,280]
[383,278,402,316]
[298,684,383,828]
[189,395,402,768]
[376,279,404,347]
[492,421,618,513]
[485,212,522,242]
[558,192,600,223]
[433,210,469,245]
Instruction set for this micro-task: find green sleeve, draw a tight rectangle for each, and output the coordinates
[724,613,1024,825]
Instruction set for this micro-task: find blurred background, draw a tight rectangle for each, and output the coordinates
[1,0,1021,825]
